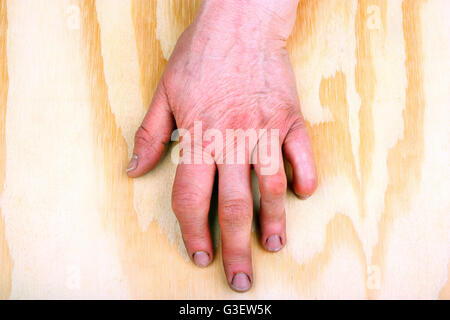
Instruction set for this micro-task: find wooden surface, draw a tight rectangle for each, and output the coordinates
[0,0,449,299]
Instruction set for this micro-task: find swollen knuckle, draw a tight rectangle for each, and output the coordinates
[172,188,207,214]
[220,198,252,226]
[261,174,287,197]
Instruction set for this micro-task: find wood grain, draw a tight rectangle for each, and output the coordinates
[0,0,448,299]
[0,0,12,300]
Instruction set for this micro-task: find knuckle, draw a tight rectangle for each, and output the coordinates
[261,174,287,197]
[220,198,252,229]
[134,125,151,143]
[180,223,207,241]
[289,116,306,134]
[134,126,157,149]
[172,187,208,215]
[222,252,250,267]
[284,111,307,137]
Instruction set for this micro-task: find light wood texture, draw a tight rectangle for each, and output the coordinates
[0,0,449,299]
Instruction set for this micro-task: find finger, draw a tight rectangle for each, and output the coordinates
[254,144,287,252]
[127,84,174,177]
[172,162,216,267]
[283,117,318,198]
[218,164,253,292]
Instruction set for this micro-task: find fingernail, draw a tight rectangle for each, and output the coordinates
[265,235,283,252]
[193,251,210,268]
[231,273,251,292]
[294,189,311,200]
[126,154,138,173]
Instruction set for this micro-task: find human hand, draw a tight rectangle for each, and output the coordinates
[127,0,317,292]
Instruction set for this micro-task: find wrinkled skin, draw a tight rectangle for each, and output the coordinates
[127,0,317,292]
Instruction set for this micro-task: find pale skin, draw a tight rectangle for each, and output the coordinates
[127,0,317,292]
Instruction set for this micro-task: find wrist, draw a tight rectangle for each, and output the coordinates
[194,0,299,41]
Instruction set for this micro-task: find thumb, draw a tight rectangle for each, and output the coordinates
[127,84,174,178]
